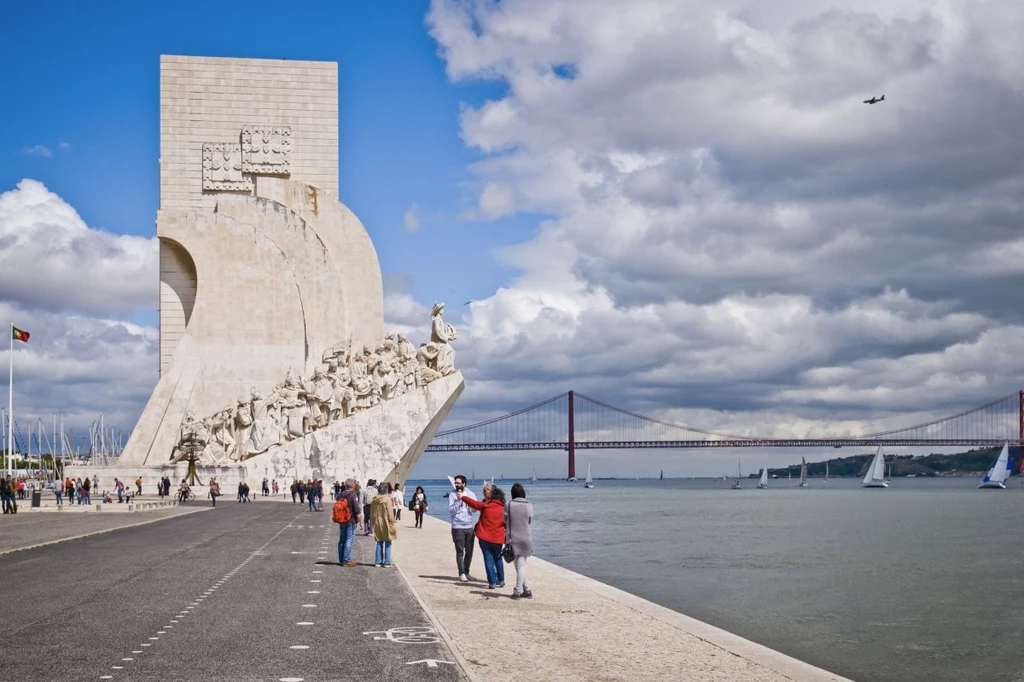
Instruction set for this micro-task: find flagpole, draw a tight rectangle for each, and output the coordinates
[8,322,13,478]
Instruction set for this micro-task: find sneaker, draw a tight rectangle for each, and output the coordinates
[343,561,358,567]
[523,589,533,599]
[459,574,468,582]
[465,574,477,582]
[383,563,392,567]
[374,563,382,568]
[487,584,496,590]
[497,582,505,588]
[510,591,522,600]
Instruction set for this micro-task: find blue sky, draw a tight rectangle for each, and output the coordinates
[1,0,534,328]
[4,0,1024,478]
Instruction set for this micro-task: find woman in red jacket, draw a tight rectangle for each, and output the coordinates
[457,483,506,589]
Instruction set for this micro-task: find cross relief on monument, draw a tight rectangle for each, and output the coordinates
[202,124,291,191]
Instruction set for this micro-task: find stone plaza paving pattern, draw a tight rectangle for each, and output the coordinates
[0,501,464,682]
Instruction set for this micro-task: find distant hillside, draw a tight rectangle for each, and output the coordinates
[765,446,1019,478]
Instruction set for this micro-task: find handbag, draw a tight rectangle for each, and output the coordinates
[502,503,516,563]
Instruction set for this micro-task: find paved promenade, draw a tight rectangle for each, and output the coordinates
[0,495,852,681]
[0,500,465,682]
[398,515,852,682]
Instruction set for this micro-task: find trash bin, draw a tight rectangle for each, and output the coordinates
[31,490,42,508]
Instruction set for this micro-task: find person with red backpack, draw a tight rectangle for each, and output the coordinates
[333,479,363,566]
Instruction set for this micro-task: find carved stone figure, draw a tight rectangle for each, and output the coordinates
[349,349,373,412]
[170,410,211,464]
[307,366,334,430]
[246,388,280,457]
[417,343,442,385]
[326,358,354,421]
[278,370,308,440]
[430,302,458,376]
[207,409,235,464]
[396,333,418,392]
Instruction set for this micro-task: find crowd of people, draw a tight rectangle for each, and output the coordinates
[329,474,535,599]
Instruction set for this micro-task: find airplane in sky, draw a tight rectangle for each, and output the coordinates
[863,94,885,104]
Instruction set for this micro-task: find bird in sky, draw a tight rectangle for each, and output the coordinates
[863,94,885,105]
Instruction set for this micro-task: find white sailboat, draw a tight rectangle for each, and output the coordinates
[824,461,829,481]
[862,447,889,488]
[732,459,743,489]
[757,466,768,489]
[584,461,594,489]
[530,468,538,484]
[979,444,1011,489]
[799,457,809,487]
[659,469,664,483]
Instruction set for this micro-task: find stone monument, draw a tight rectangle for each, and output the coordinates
[68,56,463,490]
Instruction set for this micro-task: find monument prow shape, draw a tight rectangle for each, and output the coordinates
[80,56,463,489]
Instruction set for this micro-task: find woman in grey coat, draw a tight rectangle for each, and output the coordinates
[504,482,534,599]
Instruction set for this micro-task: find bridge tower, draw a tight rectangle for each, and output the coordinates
[1019,390,1024,474]
[568,390,576,480]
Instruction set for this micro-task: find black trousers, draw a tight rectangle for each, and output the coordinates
[451,527,475,576]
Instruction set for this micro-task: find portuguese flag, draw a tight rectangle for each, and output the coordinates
[12,327,29,343]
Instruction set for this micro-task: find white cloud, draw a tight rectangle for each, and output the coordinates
[22,145,52,159]
[425,0,1024,465]
[0,179,157,316]
[59,141,71,152]
[403,202,421,232]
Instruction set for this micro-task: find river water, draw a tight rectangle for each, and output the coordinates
[409,476,1024,682]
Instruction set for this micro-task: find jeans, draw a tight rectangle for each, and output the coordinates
[363,505,373,534]
[308,495,316,511]
[479,539,505,587]
[338,520,357,564]
[415,510,424,527]
[451,527,475,576]
[375,541,392,565]
[514,556,530,593]
[55,491,62,505]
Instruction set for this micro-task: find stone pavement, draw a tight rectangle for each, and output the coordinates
[0,504,207,554]
[0,500,465,682]
[396,516,853,682]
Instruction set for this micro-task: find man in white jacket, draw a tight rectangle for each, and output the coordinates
[448,475,477,582]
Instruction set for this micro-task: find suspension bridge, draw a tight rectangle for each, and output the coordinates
[427,390,1024,479]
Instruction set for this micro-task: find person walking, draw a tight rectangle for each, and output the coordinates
[272,479,280,496]
[411,486,428,528]
[362,479,376,536]
[447,475,478,582]
[335,479,363,566]
[54,479,63,506]
[391,484,404,521]
[504,483,534,599]
[209,479,221,507]
[262,477,270,497]
[457,482,506,589]
[372,483,398,567]
[135,476,143,495]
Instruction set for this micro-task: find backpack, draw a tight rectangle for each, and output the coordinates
[332,497,353,524]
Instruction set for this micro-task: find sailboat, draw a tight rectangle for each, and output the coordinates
[861,447,889,488]
[979,444,1011,489]
[584,461,594,489]
[799,458,809,487]
[530,468,538,484]
[471,470,475,484]
[824,461,829,482]
[659,469,664,483]
[732,459,743,489]
[757,467,768,489]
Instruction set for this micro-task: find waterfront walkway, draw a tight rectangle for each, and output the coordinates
[0,495,850,681]
[399,515,850,682]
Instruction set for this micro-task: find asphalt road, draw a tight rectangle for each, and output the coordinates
[0,501,466,682]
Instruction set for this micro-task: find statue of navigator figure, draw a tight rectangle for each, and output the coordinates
[430,302,458,376]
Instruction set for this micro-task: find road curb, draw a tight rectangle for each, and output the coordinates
[0,506,211,557]
[395,561,482,682]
